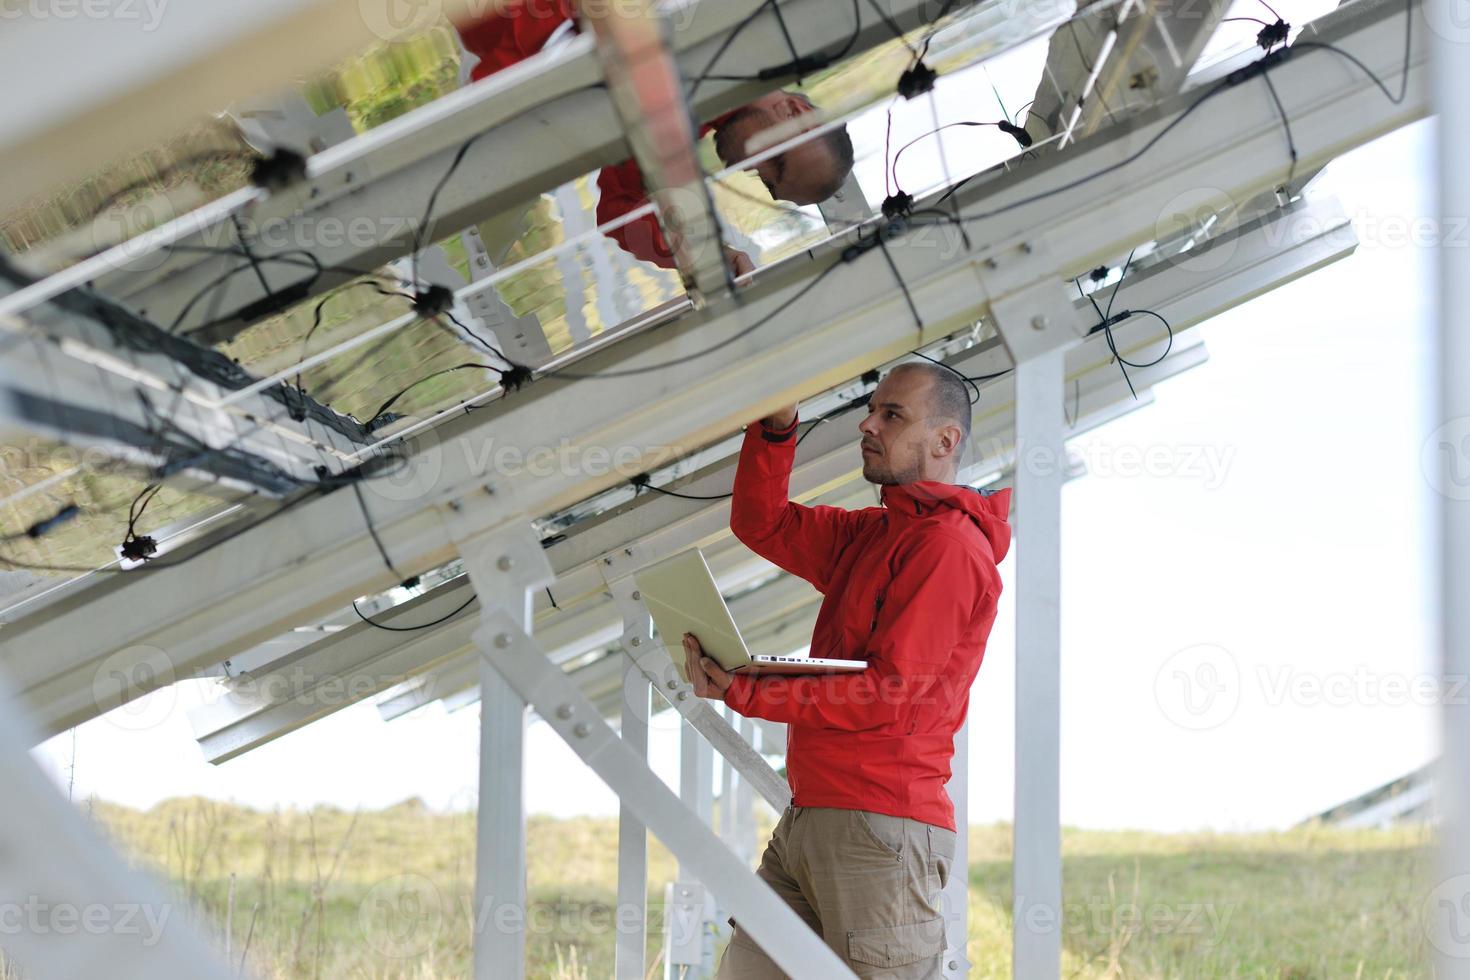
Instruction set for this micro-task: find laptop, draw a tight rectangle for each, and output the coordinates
[633,548,869,679]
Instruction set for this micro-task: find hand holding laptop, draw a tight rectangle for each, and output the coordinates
[683,633,733,699]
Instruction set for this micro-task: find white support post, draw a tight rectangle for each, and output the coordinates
[454,503,540,980]
[667,715,718,978]
[616,670,651,979]
[451,514,856,980]
[734,714,756,865]
[1011,347,1066,979]
[0,670,235,980]
[474,664,529,980]
[942,719,972,978]
[1432,0,1470,968]
[614,605,653,980]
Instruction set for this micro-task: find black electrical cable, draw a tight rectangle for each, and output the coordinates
[1105,247,1136,322]
[911,349,979,404]
[543,258,845,381]
[411,133,487,290]
[889,120,1031,197]
[119,482,163,563]
[630,396,869,502]
[1259,68,1298,189]
[687,0,862,94]
[352,593,477,632]
[292,281,416,404]
[352,481,404,581]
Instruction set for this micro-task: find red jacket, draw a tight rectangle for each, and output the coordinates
[458,2,698,270]
[723,416,1011,831]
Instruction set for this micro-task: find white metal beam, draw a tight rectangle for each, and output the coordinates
[0,0,497,209]
[0,0,1412,735]
[1431,0,1469,966]
[94,0,983,340]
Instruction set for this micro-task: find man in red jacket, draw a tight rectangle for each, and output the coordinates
[458,2,854,273]
[683,362,1011,978]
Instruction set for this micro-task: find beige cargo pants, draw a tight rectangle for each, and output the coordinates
[715,806,958,979]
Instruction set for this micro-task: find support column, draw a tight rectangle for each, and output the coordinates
[1012,347,1066,979]
[943,719,972,978]
[616,624,652,980]
[474,665,528,980]
[1431,0,1470,968]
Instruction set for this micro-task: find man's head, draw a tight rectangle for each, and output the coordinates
[857,362,973,485]
[712,90,854,206]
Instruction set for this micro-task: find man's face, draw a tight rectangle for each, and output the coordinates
[858,370,947,486]
[716,92,840,206]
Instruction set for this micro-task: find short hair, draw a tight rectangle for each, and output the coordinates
[890,362,973,446]
[790,94,854,200]
[712,93,854,201]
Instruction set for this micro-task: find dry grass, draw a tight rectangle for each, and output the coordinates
[0,798,1434,979]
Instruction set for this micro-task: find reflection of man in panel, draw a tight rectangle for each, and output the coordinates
[457,0,853,274]
[686,363,1012,979]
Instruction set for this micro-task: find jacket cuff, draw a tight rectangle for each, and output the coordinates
[723,673,754,711]
[758,414,799,443]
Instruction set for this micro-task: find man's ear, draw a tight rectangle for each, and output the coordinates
[773,93,808,120]
[934,424,963,460]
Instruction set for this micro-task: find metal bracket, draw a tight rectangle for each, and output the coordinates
[972,237,1089,365]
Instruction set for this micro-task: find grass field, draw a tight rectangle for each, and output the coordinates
[0,798,1433,979]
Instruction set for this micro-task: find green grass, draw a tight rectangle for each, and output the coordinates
[0,798,1431,979]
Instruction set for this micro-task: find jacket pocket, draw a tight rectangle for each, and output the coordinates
[847,917,946,968]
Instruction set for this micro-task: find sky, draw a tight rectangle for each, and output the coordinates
[28,10,1443,834]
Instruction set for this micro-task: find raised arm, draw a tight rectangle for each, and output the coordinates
[729,406,867,594]
[721,529,990,730]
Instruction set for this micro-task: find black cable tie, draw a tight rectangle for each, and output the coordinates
[120,535,158,563]
[250,149,309,193]
[500,364,534,392]
[996,120,1034,149]
[1089,266,1110,283]
[861,369,881,386]
[412,284,456,319]
[1225,45,1290,86]
[399,574,422,590]
[897,62,938,100]
[630,473,651,489]
[881,192,914,221]
[1257,19,1291,50]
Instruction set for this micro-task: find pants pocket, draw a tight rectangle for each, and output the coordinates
[852,809,906,861]
[846,916,946,969]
